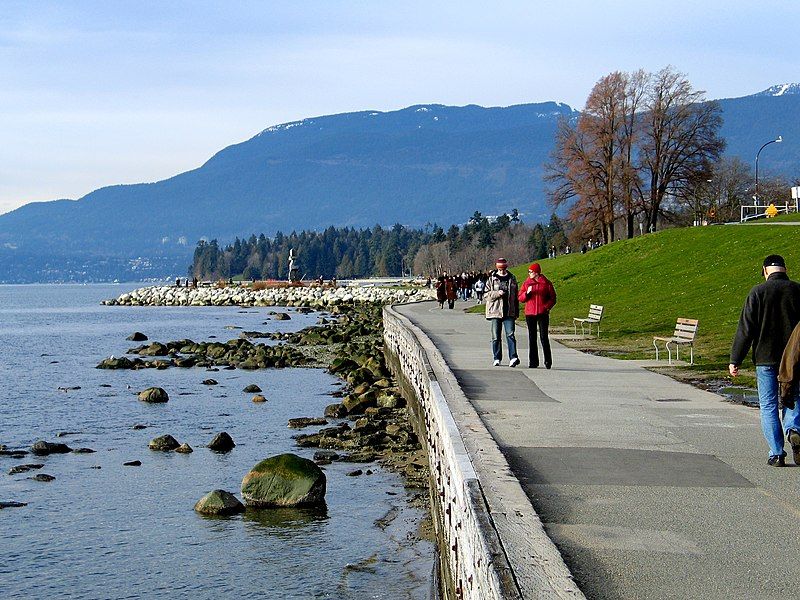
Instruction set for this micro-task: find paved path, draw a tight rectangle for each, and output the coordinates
[397,301,800,600]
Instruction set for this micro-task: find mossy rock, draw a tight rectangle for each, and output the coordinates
[241,453,326,508]
[138,387,169,403]
[194,490,245,516]
[96,356,135,369]
[149,434,180,451]
[243,384,262,393]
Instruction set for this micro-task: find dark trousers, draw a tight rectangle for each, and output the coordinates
[525,313,552,367]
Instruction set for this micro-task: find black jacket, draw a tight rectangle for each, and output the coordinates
[730,272,800,366]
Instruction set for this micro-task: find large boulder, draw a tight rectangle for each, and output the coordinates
[149,434,180,451]
[97,356,135,369]
[138,387,169,403]
[241,453,326,508]
[138,342,169,356]
[208,432,235,453]
[31,440,72,456]
[194,490,245,516]
[127,332,148,341]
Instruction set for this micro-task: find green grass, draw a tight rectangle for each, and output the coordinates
[507,223,800,381]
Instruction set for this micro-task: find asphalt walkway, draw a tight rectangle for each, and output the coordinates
[396,300,800,600]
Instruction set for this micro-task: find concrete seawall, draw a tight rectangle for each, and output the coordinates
[383,305,583,600]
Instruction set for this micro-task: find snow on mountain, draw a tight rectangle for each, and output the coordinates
[753,83,800,97]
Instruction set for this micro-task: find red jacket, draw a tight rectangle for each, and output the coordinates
[517,274,557,316]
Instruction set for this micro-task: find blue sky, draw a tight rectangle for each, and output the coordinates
[1,1,798,214]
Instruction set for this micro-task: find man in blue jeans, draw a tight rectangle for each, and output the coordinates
[485,258,520,367]
[730,255,800,466]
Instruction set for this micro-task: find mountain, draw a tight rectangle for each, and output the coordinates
[0,86,798,282]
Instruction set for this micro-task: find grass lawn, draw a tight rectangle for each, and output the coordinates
[501,221,800,386]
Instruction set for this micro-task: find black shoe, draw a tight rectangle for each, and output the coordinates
[767,454,786,467]
[529,364,538,369]
[545,363,552,370]
[789,430,800,464]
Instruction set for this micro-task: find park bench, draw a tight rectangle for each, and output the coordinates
[573,304,604,337]
[653,318,699,365]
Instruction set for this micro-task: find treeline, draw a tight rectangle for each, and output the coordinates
[189,210,571,280]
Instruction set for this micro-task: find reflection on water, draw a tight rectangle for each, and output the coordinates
[242,504,329,530]
[719,386,759,407]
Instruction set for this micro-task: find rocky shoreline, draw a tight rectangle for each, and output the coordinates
[101,283,433,308]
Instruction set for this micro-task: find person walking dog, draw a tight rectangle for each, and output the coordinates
[730,254,800,467]
[485,258,520,367]
[518,263,557,368]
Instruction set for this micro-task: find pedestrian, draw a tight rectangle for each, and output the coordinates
[445,276,457,309]
[473,275,486,303]
[517,263,557,369]
[730,254,800,467]
[485,258,520,367]
[435,275,446,309]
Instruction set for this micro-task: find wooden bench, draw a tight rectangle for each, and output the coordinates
[573,304,604,337]
[653,318,699,365]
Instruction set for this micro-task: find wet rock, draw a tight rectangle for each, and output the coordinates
[56,431,80,438]
[243,384,261,393]
[341,450,377,463]
[127,332,148,341]
[288,417,328,429]
[251,394,267,403]
[324,403,346,418]
[123,460,142,467]
[72,448,96,454]
[207,432,235,453]
[346,469,363,477]
[0,501,27,509]
[97,356,135,369]
[314,450,340,462]
[273,312,291,321]
[132,424,149,430]
[175,443,194,454]
[9,463,44,475]
[148,434,180,451]
[194,489,245,516]
[0,450,28,458]
[138,387,169,403]
[342,391,377,415]
[202,379,218,385]
[241,453,326,508]
[31,440,72,456]
[31,473,55,482]
[138,342,169,356]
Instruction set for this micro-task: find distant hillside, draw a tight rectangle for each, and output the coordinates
[0,86,798,282]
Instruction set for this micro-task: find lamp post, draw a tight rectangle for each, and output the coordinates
[755,136,782,206]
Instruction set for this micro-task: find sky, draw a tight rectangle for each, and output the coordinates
[1,1,798,215]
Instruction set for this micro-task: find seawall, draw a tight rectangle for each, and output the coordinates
[383,304,583,600]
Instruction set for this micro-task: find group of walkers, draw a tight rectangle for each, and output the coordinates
[434,252,800,469]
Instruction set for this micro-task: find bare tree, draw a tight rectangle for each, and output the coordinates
[636,67,725,231]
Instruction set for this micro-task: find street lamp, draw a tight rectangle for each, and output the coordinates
[755,136,782,205]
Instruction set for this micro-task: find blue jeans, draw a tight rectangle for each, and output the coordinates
[490,318,518,362]
[755,365,800,457]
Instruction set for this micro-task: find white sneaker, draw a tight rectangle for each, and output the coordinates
[509,357,520,367]
[493,360,501,367]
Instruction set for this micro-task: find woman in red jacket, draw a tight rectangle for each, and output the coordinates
[517,263,557,368]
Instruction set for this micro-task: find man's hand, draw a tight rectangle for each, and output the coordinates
[729,364,739,377]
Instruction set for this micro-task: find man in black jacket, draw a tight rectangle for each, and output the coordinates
[730,255,800,466]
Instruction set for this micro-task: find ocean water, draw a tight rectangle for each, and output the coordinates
[0,284,433,599]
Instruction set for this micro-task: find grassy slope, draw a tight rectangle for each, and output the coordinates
[509,221,800,376]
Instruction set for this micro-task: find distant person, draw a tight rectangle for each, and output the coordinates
[518,263,557,369]
[730,255,800,467]
[485,258,520,367]
[435,275,447,309]
[473,275,486,303]
[445,276,457,309]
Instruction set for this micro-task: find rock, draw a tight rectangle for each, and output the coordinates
[207,432,235,453]
[175,443,194,454]
[342,391,377,415]
[385,424,403,437]
[138,387,169,403]
[56,431,80,437]
[0,501,27,509]
[97,356,135,369]
[72,448,96,454]
[9,464,44,475]
[148,434,180,451]
[288,417,328,429]
[123,460,142,466]
[324,403,346,418]
[243,384,261,393]
[273,312,291,320]
[194,489,245,516]
[31,440,72,456]
[202,379,218,385]
[313,450,340,462]
[377,393,404,409]
[138,342,169,356]
[0,450,28,458]
[252,394,267,403]
[241,453,326,508]
[127,332,148,341]
[132,424,149,430]
[31,473,55,482]
[346,469,363,477]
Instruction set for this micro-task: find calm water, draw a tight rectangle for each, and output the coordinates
[0,284,433,599]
